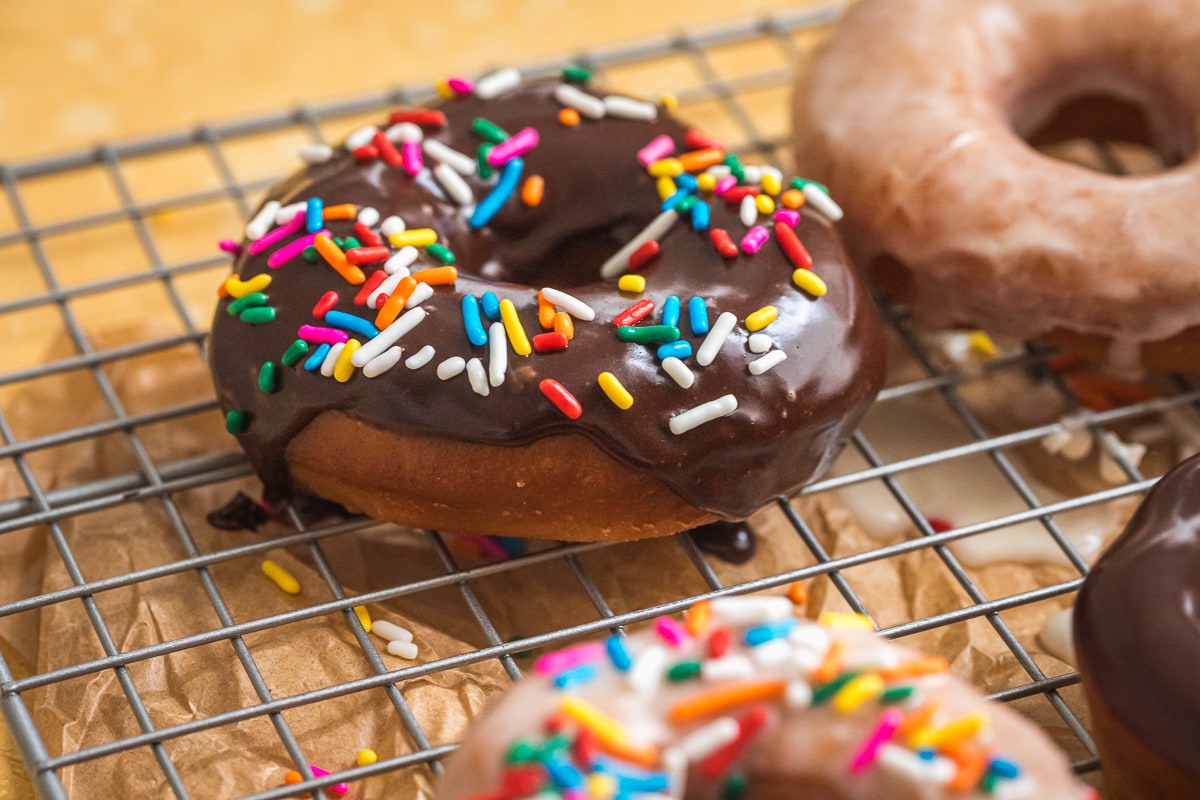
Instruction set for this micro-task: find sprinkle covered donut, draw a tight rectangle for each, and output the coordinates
[209,69,885,541]
[437,596,1093,798]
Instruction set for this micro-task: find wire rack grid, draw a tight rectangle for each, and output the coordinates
[0,4,1182,797]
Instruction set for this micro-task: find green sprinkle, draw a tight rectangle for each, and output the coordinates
[535,733,572,760]
[224,409,246,435]
[477,143,496,179]
[281,339,310,367]
[344,237,361,250]
[790,177,830,195]
[258,361,277,393]
[239,306,277,325]
[880,685,916,705]
[505,737,538,764]
[226,292,268,316]
[666,660,702,683]
[674,195,697,215]
[720,772,747,800]
[302,245,319,263]
[427,242,456,265]
[980,771,999,795]
[811,671,860,705]
[561,64,592,83]
[471,117,510,144]
[617,325,680,344]
[333,237,345,249]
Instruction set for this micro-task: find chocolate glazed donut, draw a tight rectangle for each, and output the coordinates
[1074,453,1200,798]
[208,76,885,541]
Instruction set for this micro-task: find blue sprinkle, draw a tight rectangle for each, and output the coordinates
[553,662,599,690]
[661,295,681,328]
[493,536,526,556]
[305,197,323,234]
[988,757,1021,780]
[323,309,380,339]
[657,340,692,361]
[916,748,937,762]
[470,157,523,228]
[743,618,797,647]
[660,186,695,212]
[544,755,584,789]
[461,295,488,346]
[606,635,632,672]
[480,290,501,319]
[303,342,330,371]
[593,757,671,793]
[676,173,698,192]
[690,199,710,230]
[688,297,709,335]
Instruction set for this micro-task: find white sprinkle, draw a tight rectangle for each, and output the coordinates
[244,201,281,241]
[677,717,739,761]
[369,271,405,308]
[346,125,380,150]
[749,639,793,669]
[787,623,830,656]
[488,322,508,387]
[467,357,489,396]
[406,281,434,309]
[474,67,521,99]
[599,209,679,279]
[705,164,732,179]
[878,745,955,785]
[842,646,901,673]
[627,644,667,694]
[603,95,658,121]
[696,311,737,366]
[748,333,772,353]
[661,357,695,389]
[739,194,758,227]
[385,122,423,143]
[749,349,787,375]
[742,165,763,185]
[802,183,844,222]
[298,143,333,165]
[434,161,474,205]
[669,394,737,435]
[785,680,813,710]
[276,202,306,226]
[362,346,403,378]
[386,640,419,660]
[406,345,436,370]
[662,748,687,800]
[320,341,345,377]
[423,139,477,176]
[351,307,427,367]
[381,215,407,238]
[357,206,380,227]
[437,356,466,380]
[385,245,418,275]
[710,596,793,626]
[371,620,414,643]
[993,777,1038,800]
[700,654,754,684]
[539,287,595,321]
[553,83,606,119]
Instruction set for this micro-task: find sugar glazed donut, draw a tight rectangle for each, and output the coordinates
[437,597,1094,799]
[794,0,1200,370]
[1074,453,1200,798]
[209,70,885,541]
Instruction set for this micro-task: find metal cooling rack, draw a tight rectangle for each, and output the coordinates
[1,4,1181,797]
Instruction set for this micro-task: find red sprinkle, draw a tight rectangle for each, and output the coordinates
[685,128,724,151]
[389,109,448,128]
[372,130,404,169]
[351,144,379,161]
[544,713,567,735]
[346,246,390,266]
[540,379,582,419]
[572,728,598,771]
[700,705,771,779]
[353,221,382,248]
[533,332,569,352]
[707,627,732,659]
[774,222,813,270]
[709,229,738,258]
[927,517,955,533]
[501,765,545,796]
[612,298,656,327]
[312,291,339,318]
[722,186,760,203]
[627,240,660,272]
[354,271,387,305]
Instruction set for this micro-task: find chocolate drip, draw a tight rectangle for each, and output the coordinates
[690,520,757,564]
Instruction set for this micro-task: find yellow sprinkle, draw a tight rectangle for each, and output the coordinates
[832,673,885,713]
[818,611,875,630]
[499,298,532,356]
[745,305,778,332]
[910,710,989,750]
[659,91,679,112]
[224,273,272,298]
[655,175,677,201]
[334,339,360,383]
[353,605,372,633]
[761,172,783,196]
[261,560,300,595]
[356,749,378,767]
[598,371,633,410]
[754,194,775,215]
[560,695,632,752]
[618,274,646,293]
[792,268,828,297]
[647,157,684,178]
[434,77,455,98]
[697,173,717,193]
[588,772,617,800]
[389,228,438,248]
[968,330,998,357]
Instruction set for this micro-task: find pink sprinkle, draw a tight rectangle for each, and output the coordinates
[773,208,801,227]
[401,140,423,176]
[446,76,474,95]
[268,230,328,268]
[637,134,676,167]
[741,225,769,254]
[487,127,540,166]
[297,324,350,345]
[218,239,242,256]
[655,616,690,649]
[247,211,303,256]
[457,533,509,561]
[848,708,902,773]
[309,765,348,796]
[713,175,738,196]
[562,791,586,800]
[534,642,606,676]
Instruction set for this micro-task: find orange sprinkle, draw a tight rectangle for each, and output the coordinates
[944,742,988,793]
[537,291,557,329]
[667,679,786,724]
[374,276,417,328]
[558,108,580,126]
[896,699,942,741]
[283,770,303,785]
[314,234,366,285]
[685,600,711,637]
[522,174,545,207]
[553,311,574,340]
[1073,373,1157,407]
[811,640,845,684]
[879,655,950,682]
[781,189,806,209]
[786,582,808,606]
[411,266,458,286]
[677,147,725,172]
[322,203,358,220]
[216,281,230,299]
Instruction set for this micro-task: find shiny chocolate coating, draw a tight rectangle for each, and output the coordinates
[208,80,885,522]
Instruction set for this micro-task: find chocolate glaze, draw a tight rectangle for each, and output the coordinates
[1074,453,1200,788]
[208,80,886,522]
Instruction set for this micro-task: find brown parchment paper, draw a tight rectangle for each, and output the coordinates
[0,324,1110,798]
